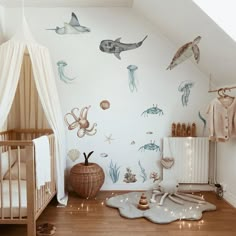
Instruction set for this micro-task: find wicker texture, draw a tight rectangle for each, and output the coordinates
[69,163,105,198]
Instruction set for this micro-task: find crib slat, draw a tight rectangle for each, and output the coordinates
[8,147,13,219]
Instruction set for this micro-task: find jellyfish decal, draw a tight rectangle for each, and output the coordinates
[57,60,78,84]
[127,65,138,92]
[178,80,194,106]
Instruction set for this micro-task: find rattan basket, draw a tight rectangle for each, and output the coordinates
[69,162,105,199]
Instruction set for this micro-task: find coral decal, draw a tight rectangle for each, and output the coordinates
[64,106,97,138]
[123,168,137,183]
[149,172,160,182]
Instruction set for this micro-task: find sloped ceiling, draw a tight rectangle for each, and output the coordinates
[1,0,236,87]
[133,0,236,88]
[0,0,133,7]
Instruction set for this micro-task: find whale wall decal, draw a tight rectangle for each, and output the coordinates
[99,35,148,60]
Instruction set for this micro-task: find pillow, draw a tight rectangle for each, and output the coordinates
[3,162,26,180]
[0,150,17,179]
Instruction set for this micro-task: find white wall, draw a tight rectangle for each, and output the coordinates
[4,7,211,191]
[217,139,236,207]
[0,5,5,43]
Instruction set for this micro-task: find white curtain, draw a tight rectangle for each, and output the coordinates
[27,44,67,205]
[0,26,67,204]
[0,41,25,129]
[8,54,49,129]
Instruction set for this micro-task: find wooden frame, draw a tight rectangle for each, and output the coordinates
[0,129,56,236]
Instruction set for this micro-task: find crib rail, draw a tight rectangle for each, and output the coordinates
[0,129,56,236]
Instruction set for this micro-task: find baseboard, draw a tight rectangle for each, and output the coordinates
[223,191,236,208]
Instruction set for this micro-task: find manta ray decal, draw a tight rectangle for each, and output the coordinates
[47,12,90,35]
[99,35,148,60]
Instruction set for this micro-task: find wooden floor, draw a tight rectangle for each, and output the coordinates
[1,191,236,236]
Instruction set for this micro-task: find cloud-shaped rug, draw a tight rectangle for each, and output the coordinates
[106,191,216,224]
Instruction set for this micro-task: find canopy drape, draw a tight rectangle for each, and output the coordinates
[0,18,67,205]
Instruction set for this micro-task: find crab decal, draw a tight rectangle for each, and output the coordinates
[64,106,97,138]
[141,104,164,117]
[150,179,206,206]
[139,141,160,152]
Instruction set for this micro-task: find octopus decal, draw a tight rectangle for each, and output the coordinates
[57,60,78,83]
[127,65,138,92]
[178,81,194,106]
[64,106,97,138]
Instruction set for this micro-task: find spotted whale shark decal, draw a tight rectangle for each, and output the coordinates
[99,35,148,60]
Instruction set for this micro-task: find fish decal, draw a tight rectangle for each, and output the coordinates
[47,12,90,34]
[167,36,201,70]
[99,35,148,60]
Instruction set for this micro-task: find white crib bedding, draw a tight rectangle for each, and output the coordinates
[0,180,27,218]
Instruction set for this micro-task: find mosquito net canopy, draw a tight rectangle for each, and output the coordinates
[0,17,67,205]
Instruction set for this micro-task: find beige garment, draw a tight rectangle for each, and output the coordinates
[206,97,236,142]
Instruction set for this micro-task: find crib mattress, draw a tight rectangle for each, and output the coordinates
[0,180,27,218]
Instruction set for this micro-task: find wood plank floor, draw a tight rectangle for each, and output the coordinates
[1,191,236,236]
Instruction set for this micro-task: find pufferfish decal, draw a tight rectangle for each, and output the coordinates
[99,35,148,60]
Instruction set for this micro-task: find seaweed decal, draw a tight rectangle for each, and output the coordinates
[198,111,207,136]
[109,160,120,183]
[138,160,147,183]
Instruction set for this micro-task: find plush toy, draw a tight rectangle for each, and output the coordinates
[150,179,206,206]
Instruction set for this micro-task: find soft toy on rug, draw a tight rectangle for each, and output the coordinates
[150,179,206,205]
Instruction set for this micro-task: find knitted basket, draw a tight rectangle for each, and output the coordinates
[69,162,105,199]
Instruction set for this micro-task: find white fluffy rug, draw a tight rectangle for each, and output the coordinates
[106,191,216,224]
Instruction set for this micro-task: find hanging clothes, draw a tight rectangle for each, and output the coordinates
[206,96,236,141]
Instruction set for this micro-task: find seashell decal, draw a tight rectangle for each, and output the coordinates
[161,157,175,169]
[100,100,110,110]
[67,149,80,162]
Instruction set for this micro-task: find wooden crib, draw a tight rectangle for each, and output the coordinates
[0,129,56,236]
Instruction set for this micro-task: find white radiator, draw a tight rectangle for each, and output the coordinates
[163,137,209,184]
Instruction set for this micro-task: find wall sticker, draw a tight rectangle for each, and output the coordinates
[64,106,97,138]
[57,60,78,83]
[127,65,138,92]
[123,167,137,183]
[109,160,121,183]
[198,111,207,136]
[141,104,164,117]
[138,160,147,183]
[100,100,110,110]
[47,12,90,34]
[67,149,80,162]
[167,36,201,70]
[99,35,148,60]
[178,80,194,106]
[104,134,114,144]
[139,140,160,152]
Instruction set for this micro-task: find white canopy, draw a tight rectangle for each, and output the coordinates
[0,17,68,205]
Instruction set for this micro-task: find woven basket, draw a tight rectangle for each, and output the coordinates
[69,163,105,199]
